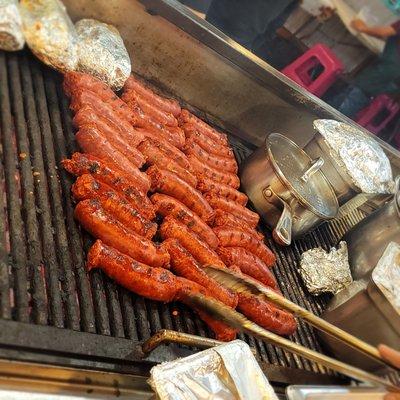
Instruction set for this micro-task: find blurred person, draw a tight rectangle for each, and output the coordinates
[329,18,400,117]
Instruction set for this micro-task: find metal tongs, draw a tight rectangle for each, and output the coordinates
[184,265,400,392]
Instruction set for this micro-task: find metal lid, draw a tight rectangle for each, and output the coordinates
[266,133,338,219]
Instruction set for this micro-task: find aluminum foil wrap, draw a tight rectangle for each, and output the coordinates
[149,340,278,400]
[299,241,353,295]
[75,19,131,90]
[313,119,394,194]
[0,0,25,51]
[19,0,78,72]
[373,242,400,311]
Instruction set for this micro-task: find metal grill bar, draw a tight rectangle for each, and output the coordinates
[0,50,373,384]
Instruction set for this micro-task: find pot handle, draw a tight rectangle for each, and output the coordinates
[262,186,293,246]
[301,157,324,183]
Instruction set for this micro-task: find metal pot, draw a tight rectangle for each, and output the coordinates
[343,177,400,280]
[240,133,338,246]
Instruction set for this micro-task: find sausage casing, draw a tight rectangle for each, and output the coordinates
[213,227,276,267]
[160,216,225,268]
[75,199,169,268]
[147,166,215,224]
[72,174,156,234]
[151,193,219,249]
[197,178,247,206]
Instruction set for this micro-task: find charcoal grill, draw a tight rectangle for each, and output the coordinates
[0,0,399,394]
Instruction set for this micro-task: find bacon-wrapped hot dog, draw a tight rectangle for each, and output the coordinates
[217,247,277,286]
[160,216,225,268]
[147,166,215,224]
[184,137,237,173]
[213,227,276,267]
[178,109,229,146]
[62,153,150,200]
[197,178,247,206]
[163,239,237,308]
[122,90,178,127]
[72,174,156,233]
[188,154,240,189]
[88,240,176,301]
[124,75,181,117]
[75,199,169,268]
[182,123,234,158]
[151,193,218,249]
[138,140,197,187]
[73,106,145,168]
[205,194,259,228]
[237,292,297,336]
[75,125,151,194]
[212,210,264,240]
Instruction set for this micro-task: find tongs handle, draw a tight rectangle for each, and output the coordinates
[203,266,399,373]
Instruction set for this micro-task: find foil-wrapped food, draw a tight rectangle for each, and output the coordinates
[19,0,78,72]
[149,340,278,400]
[313,119,394,194]
[75,19,131,90]
[299,241,353,295]
[0,0,25,51]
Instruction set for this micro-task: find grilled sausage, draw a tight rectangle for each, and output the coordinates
[205,194,259,228]
[75,125,151,194]
[73,105,144,148]
[62,153,150,203]
[197,178,247,206]
[188,154,240,189]
[138,134,190,170]
[160,216,225,268]
[147,166,215,224]
[123,75,181,117]
[87,240,177,301]
[195,309,237,341]
[184,137,238,173]
[151,193,219,249]
[213,227,276,267]
[217,247,277,286]
[182,123,234,158]
[212,210,264,240]
[122,90,178,127]
[72,174,156,234]
[163,239,237,308]
[178,109,228,146]
[138,140,197,187]
[237,292,297,336]
[75,199,169,268]
[74,107,145,168]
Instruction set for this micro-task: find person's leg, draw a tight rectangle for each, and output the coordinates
[328,85,370,118]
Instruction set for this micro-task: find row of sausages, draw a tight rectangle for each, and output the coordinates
[62,71,297,340]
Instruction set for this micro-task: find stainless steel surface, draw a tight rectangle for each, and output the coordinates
[240,133,338,244]
[344,179,400,280]
[320,278,400,372]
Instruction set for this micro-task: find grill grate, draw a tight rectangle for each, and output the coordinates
[0,50,372,382]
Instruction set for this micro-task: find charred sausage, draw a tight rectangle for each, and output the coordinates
[213,227,276,267]
[72,174,156,233]
[147,166,215,224]
[151,193,219,249]
[188,154,240,189]
[160,216,225,268]
[75,199,169,268]
[217,247,277,286]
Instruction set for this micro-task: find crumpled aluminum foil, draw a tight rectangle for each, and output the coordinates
[313,119,394,194]
[75,19,131,90]
[299,241,353,295]
[372,242,400,311]
[19,0,78,72]
[0,0,25,51]
[149,340,278,400]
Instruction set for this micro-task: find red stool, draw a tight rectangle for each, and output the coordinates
[356,94,400,135]
[282,43,344,97]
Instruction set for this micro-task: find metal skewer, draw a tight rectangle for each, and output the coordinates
[203,265,398,372]
[183,291,400,392]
